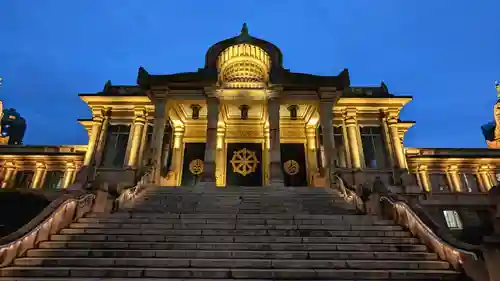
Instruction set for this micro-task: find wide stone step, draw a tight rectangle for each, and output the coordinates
[86,213,380,221]
[39,241,428,252]
[14,257,451,270]
[69,222,403,231]
[77,217,395,225]
[60,228,410,237]
[27,249,439,260]
[50,234,419,244]
[0,267,460,279]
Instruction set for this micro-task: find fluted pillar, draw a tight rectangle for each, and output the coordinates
[83,115,104,166]
[417,165,431,192]
[305,126,319,185]
[267,97,283,185]
[387,111,407,169]
[216,124,226,186]
[127,108,147,168]
[61,162,76,189]
[150,100,168,184]
[1,161,16,189]
[344,109,362,169]
[31,162,47,189]
[319,100,335,178]
[447,165,462,192]
[201,97,219,184]
[479,165,494,191]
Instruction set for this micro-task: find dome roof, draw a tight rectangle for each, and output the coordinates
[204,24,283,72]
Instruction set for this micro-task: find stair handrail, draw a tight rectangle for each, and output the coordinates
[0,191,95,267]
[330,172,365,213]
[115,167,152,210]
[380,194,489,280]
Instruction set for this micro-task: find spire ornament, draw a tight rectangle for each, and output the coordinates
[241,23,249,35]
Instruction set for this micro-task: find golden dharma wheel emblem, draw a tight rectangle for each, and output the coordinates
[230,148,259,176]
[284,160,300,176]
[188,159,204,175]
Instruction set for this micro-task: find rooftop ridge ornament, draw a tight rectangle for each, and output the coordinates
[236,23,250,42]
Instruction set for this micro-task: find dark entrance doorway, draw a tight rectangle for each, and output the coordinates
[226,143,263,186]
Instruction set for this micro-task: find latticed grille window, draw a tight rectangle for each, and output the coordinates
[42,171,64,189]
[460,173,480,192]
[443,210,463,230]
[430,173,450,192]
[360,126,388,169]
[333,126,347,168]
[101,125,130,168]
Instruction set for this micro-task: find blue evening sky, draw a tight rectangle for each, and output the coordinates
[0,1,499,148]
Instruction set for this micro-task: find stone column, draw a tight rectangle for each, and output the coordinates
[1,161,16,189]
[447,165,462,192]
[305,126,319,185]
[216,124,226,186]
[61,162,76,189]
[136,117,151,171]
[169,126,185,186]
[201,97,219,185]
[94,113,110,168]
[83,114,104,166]
[344,109,362,169]
[380,113,395,168]
[417,164,431,192]
[127,108,147,168]
[150,99,169,184]
[387,111,407,169]
[31,162,47,189]
[318,100,335,179]
[263,125,270,185]
[267,97,284,185]
[479,165,494,191]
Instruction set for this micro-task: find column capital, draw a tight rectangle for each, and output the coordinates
[342,108,358,125]
[204,86,218,98]
[65,161,77,170]
[417,164,428,172]
[318,87,341,100]
[447,165,459,172]
[479,164,494,172]
[148,89,169,101]
[91,107,110,121]
[4,160,16,169]
[133,107,147,123]
[35,162,47,170]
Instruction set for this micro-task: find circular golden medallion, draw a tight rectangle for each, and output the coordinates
[188,159,204,175]
[230,148,259,176]
[284,160,300,176]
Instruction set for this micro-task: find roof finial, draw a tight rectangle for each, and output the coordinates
[241,23,249,35]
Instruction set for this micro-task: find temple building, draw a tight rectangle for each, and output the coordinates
[1,24,500,194]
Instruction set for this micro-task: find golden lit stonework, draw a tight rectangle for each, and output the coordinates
[217,44,270,89]
[188,159,204,175]
[284,160,300,176]
[230,148,259,176]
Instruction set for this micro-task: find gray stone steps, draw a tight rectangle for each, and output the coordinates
[70,222,403,231]
[0,267,459,279]
[27,249,439,260]
[13,257,451,270]
[77,217,396,225]
[38,241,429,252]
[60,228,411,237]
[87,213,378,220]
[49,234,420,244]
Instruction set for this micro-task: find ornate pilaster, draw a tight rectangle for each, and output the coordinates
[263,124,270,185]
[83,110,105,166]
[1,161,16,189]
[386,110,407,169]
[305,125,319,185]
[62,161,76,189]
[447,165,462,192]
[417,164,431,192]
[127,108,147,168]
[344,109,362,169]
[31,162,47,189]
[319,100,335,178]
[170,126,185,186]
[201,97,220,185]
[216,123,226,186]
[267,96,283,185]
[479,165,495,191]
[150,98,169,184]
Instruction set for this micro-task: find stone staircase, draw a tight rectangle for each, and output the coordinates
[0,186,461,280]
